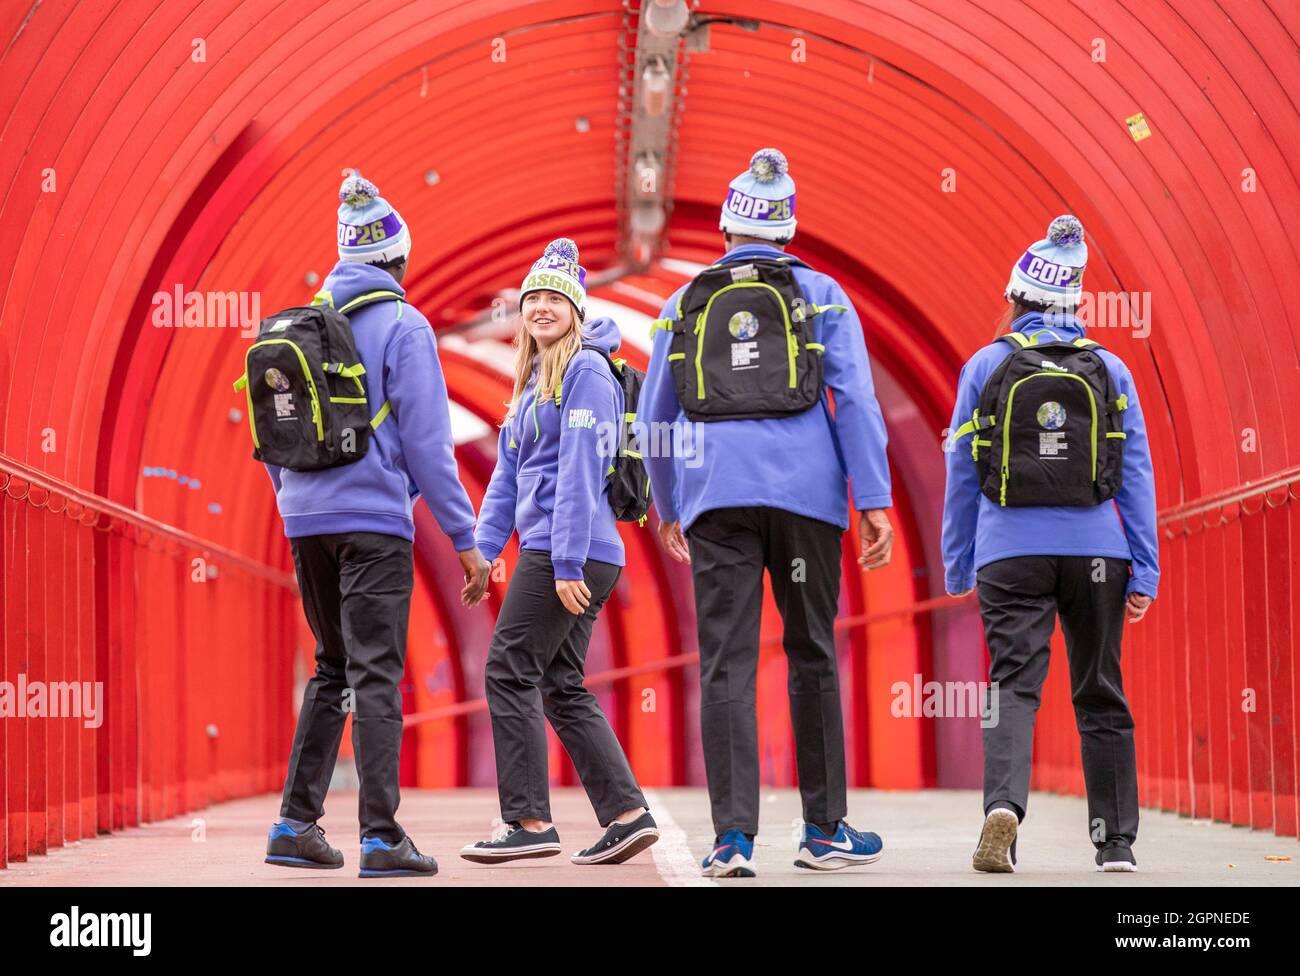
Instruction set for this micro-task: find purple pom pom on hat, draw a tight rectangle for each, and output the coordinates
[519,237,588,318]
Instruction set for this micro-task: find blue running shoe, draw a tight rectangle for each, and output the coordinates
[701,829,755,878]
[265,821,343,870]
[794,821,883,870]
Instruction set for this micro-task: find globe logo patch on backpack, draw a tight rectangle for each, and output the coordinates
[728,311,759,340]
[1036,401,1066,429]
[264,367,291,392]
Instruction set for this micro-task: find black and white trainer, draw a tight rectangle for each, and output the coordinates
[571,811,660,865]
[1096,840,1137,872]
[460,822,562,863]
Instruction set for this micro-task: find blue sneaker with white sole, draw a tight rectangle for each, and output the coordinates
[701,829,756,878]
[794,821,883,870]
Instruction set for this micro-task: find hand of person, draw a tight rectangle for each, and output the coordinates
[458,547,492,608]
[658,519,691,564]
[858,508,894,570]
[556,578,592,615]
[1126,592,1153,623]
[947,587,975,598]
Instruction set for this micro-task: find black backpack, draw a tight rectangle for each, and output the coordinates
[658,255,844,421]
[563,344,652,524]
[232,291,400,471]
[958,333,1127,507]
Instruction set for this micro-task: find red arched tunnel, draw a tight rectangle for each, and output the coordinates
[1,0,1297,868]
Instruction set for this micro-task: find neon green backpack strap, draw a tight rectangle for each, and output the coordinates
[369,400,393,430]
[339,290,403,315]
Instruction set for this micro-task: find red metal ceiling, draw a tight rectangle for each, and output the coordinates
[4,0,1295,516]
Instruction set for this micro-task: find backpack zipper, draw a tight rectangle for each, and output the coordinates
[999,372,1098,506]
[246,339,325,442]
[694,281,797,399]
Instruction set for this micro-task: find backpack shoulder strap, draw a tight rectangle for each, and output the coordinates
[999,331,1033,349]
[649,291,686,338]
[771,254,812,271]
[337,290,404,319]
[553,343,623,405]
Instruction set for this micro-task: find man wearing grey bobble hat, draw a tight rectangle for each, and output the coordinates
[262,172,491,879]
[942,215,1159,875]
[641,148,895,878]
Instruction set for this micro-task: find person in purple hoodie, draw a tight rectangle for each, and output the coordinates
[262,174,491,879]
[640,150,895,878]
[459,238,659,867]
[942,215,1159,875]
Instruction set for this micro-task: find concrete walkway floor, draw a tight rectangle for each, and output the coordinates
[2,788,1295,887]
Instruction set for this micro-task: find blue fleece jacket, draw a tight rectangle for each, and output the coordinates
[940,310,1160,597]
[639,243,892,531]
[264,261,477,550]
[474,316,626,580]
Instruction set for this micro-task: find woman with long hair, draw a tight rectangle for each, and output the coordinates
[460,238,658,866]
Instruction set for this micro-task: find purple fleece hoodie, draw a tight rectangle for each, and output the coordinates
[264,260,477,549]
[474,317,626,580]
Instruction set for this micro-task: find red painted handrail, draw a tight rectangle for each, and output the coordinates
[0,453,296,590]
[1158,465,1300,525]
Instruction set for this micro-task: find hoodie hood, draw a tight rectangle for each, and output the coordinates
[1010,309,1086,343]
[315,259,405,310]
[578,315,621,355]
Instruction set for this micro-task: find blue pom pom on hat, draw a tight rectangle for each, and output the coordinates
[519,237,588,318]
[336,172,411,265]
[719,148,797,242]
[1005,214,1088,311]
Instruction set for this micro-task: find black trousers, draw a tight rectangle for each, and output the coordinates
[686,506,847,836]
[484,549,646,826]
[279,531,413,844]
[976,555,1138,848]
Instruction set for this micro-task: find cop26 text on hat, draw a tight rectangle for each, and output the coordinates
[719,148,797,242]
[1004,215,1088,311]
[336,173,412,265]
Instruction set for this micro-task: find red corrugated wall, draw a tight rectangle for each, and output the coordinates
[1,0,1297,868]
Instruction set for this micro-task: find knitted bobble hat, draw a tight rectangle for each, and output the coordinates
[336,172,411,265]
[1004,214,1088,311]
[519,237,587,319]
[719,148,797,242]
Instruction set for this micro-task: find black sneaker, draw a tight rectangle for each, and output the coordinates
[972,809,1018,873]
[265,821,343,870]
[358,835,438,878]
[571,811,660,865]
[1096,840,1137,873]
[460,822,562,863]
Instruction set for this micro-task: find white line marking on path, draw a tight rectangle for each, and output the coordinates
[645,789,717,887]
